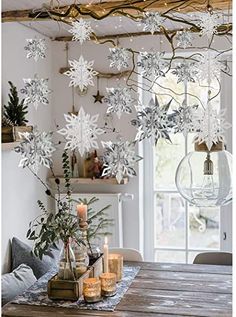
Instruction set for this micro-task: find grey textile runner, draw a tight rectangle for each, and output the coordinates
[12,266,140,312]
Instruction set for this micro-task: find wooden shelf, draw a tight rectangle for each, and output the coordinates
[48,177,129,185]
[1,142,20,151]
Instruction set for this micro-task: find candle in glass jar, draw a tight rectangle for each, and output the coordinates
[100,273,117,297]
[83,278,101,303]
[108,253,123,282]
[76,203,87,222]
[103,236,109,273]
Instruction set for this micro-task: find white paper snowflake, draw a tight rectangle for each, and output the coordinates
[137,51,169,78]
[171,104,198,136]
[58,107,104,156]
[104,87,134,119]
[196,52,226,81]
[141,11,164,34]
[172,60,198,83]
[176,30,192,49]
[192,107,231,150]
[131,96,173,144]
[101,140,142,184]
[14,129,55,174]
[68,19,93,44]
[24,39,47,62]
[65,56,98,91]
[197,11,221,38]
[21,74,51,110]
[108,47,131,71]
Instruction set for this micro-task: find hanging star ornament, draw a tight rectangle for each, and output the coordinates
[68,19,93,44]
[131,96,173,145]
[14,129,55,174]
[176,30,192,49]
[101,140,142,184]
[108,47,131,70]
[58,107,104,156]
[93,90,104,103]
[21,74,51,110]
[197,11,221,39]
[172,60,198,83]
[138,51,169,78]
[141,11,165,34]
[104,87,134,119]
[196,51,226,81]
[24,39,47,62]
[65,55,98,91]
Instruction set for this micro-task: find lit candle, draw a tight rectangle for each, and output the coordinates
[103,236,109,273]
[83,278,101,303]
[100,273,116,297]
[76,203,87,222]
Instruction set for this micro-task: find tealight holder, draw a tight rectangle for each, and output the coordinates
[83,277,102,303]
[100,273,117,297]
[108,254,123,282]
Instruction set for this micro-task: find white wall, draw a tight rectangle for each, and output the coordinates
[1,23,53,273]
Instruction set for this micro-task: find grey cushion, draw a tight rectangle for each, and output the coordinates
[1,264,37,306]
[12,237,60,279]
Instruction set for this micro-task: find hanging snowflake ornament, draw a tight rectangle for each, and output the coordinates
[176,30,192,49]
[192,107,231,150]
[137,51,169,78]
[197,11,221,39]
[196,51,226,81]
[14,129,55,174]
[170,104,198,136]
[172,60,198,83]
[101,140,142,184]
[68,19,93,44]
[108,47,131,71]
[58,107,104,156]
[24,39,47,62]
[21,74,51,110]
[131,96,173,144]
[104,87,134,119]
[65,55,98,91]
[141,11,164,34]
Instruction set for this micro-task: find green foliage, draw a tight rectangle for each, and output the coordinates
[3,81,28,126]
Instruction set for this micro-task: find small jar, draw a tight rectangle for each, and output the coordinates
[88,244,101,265]
[100,273,117,297]
[57,241,76,280]
[83,278,102,303]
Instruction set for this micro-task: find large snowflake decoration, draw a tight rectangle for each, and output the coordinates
[172,60,198,83]
[14,129,55,174]
[104,87,134,119]
[170,104,198,136]
[196,52,226,81]
[176,30,192,49]
[101,140,142,184]
[141,11,164,34]
[68,19,93,44]
[108,47,131,71]
[192,107,231,150]
[24,39,47,62]
[21,74,51,110]
[65,56,98,91]
[197,11,221,39]
[137,51,169,78]
[131,96,173,144]
[58,107,104,156]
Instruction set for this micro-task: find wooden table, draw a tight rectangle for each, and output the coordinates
[2,262,232,317]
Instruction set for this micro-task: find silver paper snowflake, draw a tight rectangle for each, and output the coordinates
[192,107,231,150]
[24,39,47,62]
[58,107,104,156]
[176,30,192,49]
[21,74,51,110]
[108,47,131,71]
[101,140,142,184]
[14,129,55,174]
[171,104,198,136]
[104,87,134,119]
[65,55,98,91]
[172,60,198,83]
[68,19,93,44]
[141,11,164,34]
[197,11,221,38]
[137,51,169,78]
[196,52,226,81]
[131,96,173,144]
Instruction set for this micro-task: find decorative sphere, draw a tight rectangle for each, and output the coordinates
[175,149,232,207]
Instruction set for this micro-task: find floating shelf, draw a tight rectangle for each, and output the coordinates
[48,177,129,185]
[1,142,20,151]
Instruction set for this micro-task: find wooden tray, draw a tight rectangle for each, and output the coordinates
[47,255,103,301]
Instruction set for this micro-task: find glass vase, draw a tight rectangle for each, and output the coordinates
[57,241,76,280]
[72,241,89,278]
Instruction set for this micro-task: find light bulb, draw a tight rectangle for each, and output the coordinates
[200,175,216,199]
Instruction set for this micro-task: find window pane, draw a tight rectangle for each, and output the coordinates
[155,193,186,248]
[188,206,220,250]
[155,250,186,263]
[155,134,185,190]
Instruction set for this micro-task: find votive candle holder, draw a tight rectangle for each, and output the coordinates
[83,277,101,303]
[99,273,117,297]
[108,254,123,282]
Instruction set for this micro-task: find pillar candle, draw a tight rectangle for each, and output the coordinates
[76,203,87,222]
[103,236,109,273]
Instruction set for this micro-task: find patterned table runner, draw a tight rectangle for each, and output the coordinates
[12,266,140,312]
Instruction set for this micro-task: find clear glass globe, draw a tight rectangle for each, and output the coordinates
[175,149,232,207]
